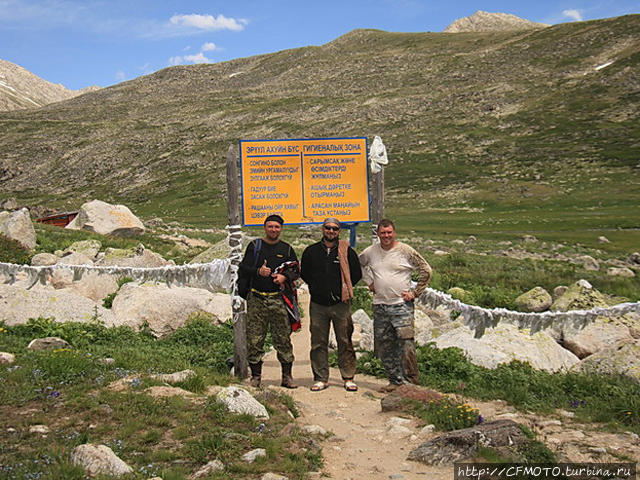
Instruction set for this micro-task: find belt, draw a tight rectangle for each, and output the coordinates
[251,288,280,297]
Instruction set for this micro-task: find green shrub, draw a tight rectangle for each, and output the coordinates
[0,233,31,264]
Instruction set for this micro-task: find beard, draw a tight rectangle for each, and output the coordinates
[322,235,338,244]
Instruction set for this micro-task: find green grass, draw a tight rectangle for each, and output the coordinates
[355,347,640,434]
[0,234,31,264]
[0,316,319,480]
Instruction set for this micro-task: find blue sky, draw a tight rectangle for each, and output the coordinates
[1,0,638,90]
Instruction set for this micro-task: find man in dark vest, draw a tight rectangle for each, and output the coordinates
[239,214,299,388]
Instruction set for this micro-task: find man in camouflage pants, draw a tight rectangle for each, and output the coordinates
[359,218,432,392]
[239,214,299,388]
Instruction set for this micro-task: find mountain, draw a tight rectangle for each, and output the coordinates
[0,59,98,111]
[0,15,638,242]
[444,10,549,32]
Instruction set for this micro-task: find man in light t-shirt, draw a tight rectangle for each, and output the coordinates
[359,218,432,392]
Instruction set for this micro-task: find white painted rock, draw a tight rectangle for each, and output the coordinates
[216,386,269,419]
[0,208,36,250]
[111,283,229,337]
[0,284,115,327]
[433,324,580,372]
[66,199,145,237]
[70,444,133,477]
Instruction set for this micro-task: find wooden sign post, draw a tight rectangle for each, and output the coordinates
[370,166,384,243]
[226,144,248,379]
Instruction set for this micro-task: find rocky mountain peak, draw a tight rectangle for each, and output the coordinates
[444,10,549,33]
[0,59,99,111]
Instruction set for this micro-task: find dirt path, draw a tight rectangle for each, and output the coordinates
[260,290,451,480]
[260,291,640,479]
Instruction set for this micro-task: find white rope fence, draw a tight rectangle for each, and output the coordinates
[3,250,639,338]
[419,287,640,338]
[0,259,230,292]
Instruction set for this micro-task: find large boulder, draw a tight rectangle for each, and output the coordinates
[190,233,255,263]
[414,309,434,346]
[96,244,171,267]
[559,315,634,359]
[575,339,640,382]
[63,240,102,260]
[433,323,580,372]
[550,280,612,312]
[111,283,230,336]
[66,200,145,237]
[578,255,600,271]
[514,286,552,312]
[57,252,94,266]
[0,284,115,326]
[70,444,133,477]
[607,267,635,278]
[62,271,119,302]
[30,252,59,266]
[351,309,373,351]
[0,208,36,250]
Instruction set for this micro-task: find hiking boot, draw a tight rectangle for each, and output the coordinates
[377,382,401,393]
[280,362,298,389]
[249,361,262,388]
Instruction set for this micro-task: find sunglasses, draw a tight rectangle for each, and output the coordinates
[323,225,340,231]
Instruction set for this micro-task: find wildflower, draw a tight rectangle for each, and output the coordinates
[477,414,485,424]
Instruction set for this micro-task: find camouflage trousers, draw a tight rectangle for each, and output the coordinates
[246,292,294,365]
[373,301,419,385]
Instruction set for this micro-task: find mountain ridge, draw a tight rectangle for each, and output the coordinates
[0,15,638,240]
[0,59,99,111]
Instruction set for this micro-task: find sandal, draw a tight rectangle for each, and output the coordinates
[344,380,358,392]
[310,381,329,391]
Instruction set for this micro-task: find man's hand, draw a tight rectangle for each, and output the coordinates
[272,273,286,285]
[258,260,271,277]
[402,290,415,301]
[368,283,375,293]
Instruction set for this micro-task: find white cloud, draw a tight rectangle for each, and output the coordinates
[168,52,212,66]
[169,13,248,32]
[562,9,584,21]
[201,42,218,52]
[115,70,126,82]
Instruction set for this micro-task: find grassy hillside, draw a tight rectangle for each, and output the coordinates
[0,15,638,253]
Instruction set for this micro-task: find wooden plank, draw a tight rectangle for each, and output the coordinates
[226,143,248,379]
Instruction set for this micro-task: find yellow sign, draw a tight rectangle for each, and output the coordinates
[239,137,370,225]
